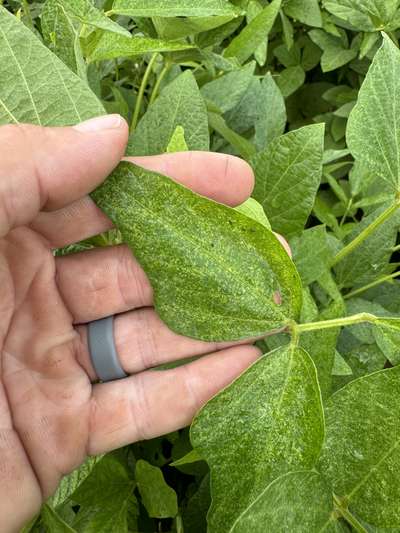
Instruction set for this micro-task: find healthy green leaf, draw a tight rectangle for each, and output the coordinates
[347,35,400,193]
[152,14,236,40]
[57,0,131,38]
[284,0,322,28]
[275,65,306,97]
[85,31,193,62]
[135,460,178,518]
[41,505,77,533]
[41,0,82,74]
[234,198,271,230]
[230,471,335,533]
[112,0,242,17]
[201,62,255,114]
[318,364,400,527]
[323,0,400,32]
[166,125,189,153]
[71,456,135,533]
[254,72,286,151]
[309,29,358,72]
[291,225,333,286]
[208,111,257,160]
[128,71,210,155]
[0,6,104,126]
[334,203,400,288]
[190,346,324,533]
[224,0,281,64]
[251,124,325,237]
[91,162,303,341]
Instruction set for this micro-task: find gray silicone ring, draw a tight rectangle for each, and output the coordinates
[88,316,128,382]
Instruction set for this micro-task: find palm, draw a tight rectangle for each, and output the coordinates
[1,226,92,510]
[0,122,260,532]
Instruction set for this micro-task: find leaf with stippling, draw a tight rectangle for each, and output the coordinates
[112,0,242,17]
[251,124,325,237]
[190,346,324,532]
[318,364,400,528]
[91,162,302,341]
[0,6,104,126]
[230,471,336,533]
[347,35,400,193]
[128,71,209,155]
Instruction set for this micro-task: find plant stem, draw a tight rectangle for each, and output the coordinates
[149,62,170,106]
[331,199,400,267]
[344,271,400,300]
[391,243,400,253]
[292,313,377,335]
[130,53,158,133]
[333,495,368,533]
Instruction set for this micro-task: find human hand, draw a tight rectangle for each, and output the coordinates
[0,115,262,532]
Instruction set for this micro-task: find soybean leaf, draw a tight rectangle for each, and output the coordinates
[332,351,353,376]
[323,0,400,32]
[224,0,281,64]
[50,457,102,509]
[56,0,131,38]
[41,0,82,74]
[284,0,322,28]
[91,162,303,341]
[347,35,400,194]
[254,72,286,152]
[0,6,104,126]
[135,460,178,519]
[230,471,335,533]
[182,474,211,533]
[318,365,400,528]
[235,198,271,230]
[71,456,135,533]
[41,505,77,533]
[374,317,400,365]
[128,71,209,155]
[275,65,306,97]
[334,203,400,288]
[190,346,324,533]
[291,225,333,286]
[309,29,358,72]
[201,62,255,114]
[152,15,236,40]
[166,125,189,153]
[112,0,242,18]
[251,124,325,237]
[208,111,257,160]
[85,31,193,62]
[224,77,262,134]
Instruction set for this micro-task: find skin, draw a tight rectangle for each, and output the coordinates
[0,115,271,532]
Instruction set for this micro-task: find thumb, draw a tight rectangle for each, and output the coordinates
[0,115,128,238]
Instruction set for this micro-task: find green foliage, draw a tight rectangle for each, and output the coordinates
[190,346,324,532]
[1,0,400,531]
[92,162,302,341]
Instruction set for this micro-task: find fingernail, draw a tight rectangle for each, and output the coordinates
[73,114,123,133]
